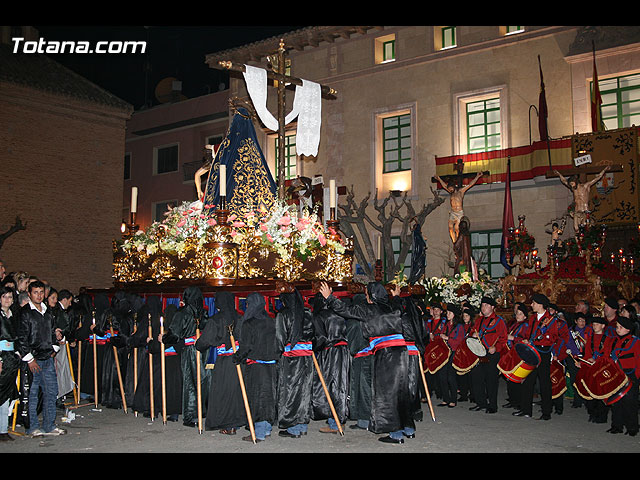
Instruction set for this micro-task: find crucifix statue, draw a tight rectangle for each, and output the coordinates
[546,163,622,234]
[433,158,488,244]
[218,40,337,201]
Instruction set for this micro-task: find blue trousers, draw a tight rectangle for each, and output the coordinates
[254,420,272,440]
[27,357,58,434]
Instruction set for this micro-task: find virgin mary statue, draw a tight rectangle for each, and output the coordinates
[202,105,277,218]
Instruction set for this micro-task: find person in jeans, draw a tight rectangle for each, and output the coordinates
[17,280,66,437]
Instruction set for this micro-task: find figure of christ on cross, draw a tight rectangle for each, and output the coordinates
[434,170,483,245]
[553,165,610,233]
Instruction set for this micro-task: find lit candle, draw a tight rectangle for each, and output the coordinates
[330,179,336,209]
[131,186,138,213]
[220,164,226,197]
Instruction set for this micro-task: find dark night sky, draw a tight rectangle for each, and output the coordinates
[33,25,304,110]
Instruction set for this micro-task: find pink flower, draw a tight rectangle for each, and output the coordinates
[229,214,237,221]
[318,234,327,247]
[177,219,186,228]
[259,223,268,232]
[277,215,291,226]
[199,214,205,219]
[207,218,217,226]
[296,218,310,231]
[266,233,274,242]
[282,231,290,238]
[232,221,246,228]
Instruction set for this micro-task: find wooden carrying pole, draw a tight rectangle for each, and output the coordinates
[148,314,154,420]
[196,319,203,434]
[133,319,138,417]
[109,317,127,414]
[228,326,256,443]
[65,342,78,405]
[311,351,344,435]
[419,365,436,422]
[92,312,98,408]
[160,316,167,424]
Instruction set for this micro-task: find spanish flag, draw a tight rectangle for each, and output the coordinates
[591,42,605,132]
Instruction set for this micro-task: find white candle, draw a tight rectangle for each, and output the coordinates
[130,186,138,213]
[220,164,226,197]
[377,235,381,259]
[330,179,336,208]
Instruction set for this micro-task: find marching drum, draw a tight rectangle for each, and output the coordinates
[497,343,541,383]
[466,337,487,357]
[452,338,479,375]
[578,355,629,404]
[550,359,567,399]
[423,337,451,375]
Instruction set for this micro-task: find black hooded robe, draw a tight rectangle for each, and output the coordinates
[76,293,110,404]
[233,293,278,429]
[325,283,415,435]
[163,286,210,427]
[131,301,183,419]
[401,296,427,421]
[275,289,314,431]
[310,293,350,426]
[345,294,373,424]
[196,291,247,431]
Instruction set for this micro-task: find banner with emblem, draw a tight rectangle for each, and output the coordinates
[572,127,639,226]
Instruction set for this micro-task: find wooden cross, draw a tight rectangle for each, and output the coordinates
[431,158,489,188]
[218,40,337,201]
[544,163,623,181]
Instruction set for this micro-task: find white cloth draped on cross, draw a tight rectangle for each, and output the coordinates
[243,64,322,157]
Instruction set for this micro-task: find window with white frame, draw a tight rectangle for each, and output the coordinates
[596,72,640,130]
[275,133,297,180]
[455,87,507,156]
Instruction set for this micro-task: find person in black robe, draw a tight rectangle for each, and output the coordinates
[232,292,278,442]
[162,286,210,428]
[310,292,350,434]
[401,295,427,422]
[76,292,110,405]
[344,294,373,431]
[196,291,247,434]
[131,298,183,421]
[97,291,133,409]
[319,281,415,444]
[275,288,314,438]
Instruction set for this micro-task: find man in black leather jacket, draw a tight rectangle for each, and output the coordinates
[17,280,65,436]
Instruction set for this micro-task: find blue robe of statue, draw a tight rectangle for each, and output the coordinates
[203,107,277,218]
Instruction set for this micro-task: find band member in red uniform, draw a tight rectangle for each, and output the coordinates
[603,311,640,436]
[551,306,570,415]
[581,316,609,424]
[513,293,558,420]
[503,302,529,411]
[469,296,507,414]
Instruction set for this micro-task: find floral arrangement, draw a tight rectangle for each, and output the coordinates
[257,202,346,260]
[420,270,500,308]
[119,199,345,261]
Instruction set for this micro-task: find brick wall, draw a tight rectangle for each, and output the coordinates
[0,82,132,293]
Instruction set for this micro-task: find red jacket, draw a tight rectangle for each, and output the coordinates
[473,311,507,354]
[523,310,558,353]
[604,333,640,379]
[583,330,608,361]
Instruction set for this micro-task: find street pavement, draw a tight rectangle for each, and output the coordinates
[2,380,638,455]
